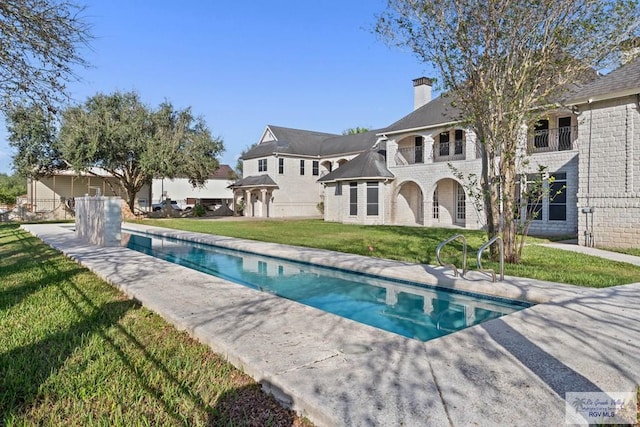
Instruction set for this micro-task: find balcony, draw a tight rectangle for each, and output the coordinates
[395,146,425,165]
[527,126,578,154]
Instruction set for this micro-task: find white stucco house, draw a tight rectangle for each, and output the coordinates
[151,164,235,211]
[236,57,640,248]
[230,126,379,217]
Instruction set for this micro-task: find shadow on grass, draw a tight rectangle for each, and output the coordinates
[1,225,218,425]
[0,298,137,416]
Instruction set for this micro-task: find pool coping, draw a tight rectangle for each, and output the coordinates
[22,222,640,426]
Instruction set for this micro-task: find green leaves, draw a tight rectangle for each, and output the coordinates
[58,91,225,210]
[5,102,64,178]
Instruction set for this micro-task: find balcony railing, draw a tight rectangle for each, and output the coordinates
[395,146,425,165]
[528,126,578,154]
[433,140,465,162]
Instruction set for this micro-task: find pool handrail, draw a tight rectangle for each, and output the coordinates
[435,234,467,277]
[476,235,504,282]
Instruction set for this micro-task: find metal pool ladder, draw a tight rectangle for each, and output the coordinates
[476,235,504,282]
[435,234,467,277]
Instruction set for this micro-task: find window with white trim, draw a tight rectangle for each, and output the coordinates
[258,159,267,172]
[549,172,567,220]
[433,188,439,219]
[349,182,357,215]
[456,183,466,221]
[366,182,379,216]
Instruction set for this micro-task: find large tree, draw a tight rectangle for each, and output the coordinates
[57,91,224,211]
[0,0,91,112]
[377,0,640,262]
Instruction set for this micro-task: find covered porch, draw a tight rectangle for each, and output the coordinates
[228,175,279,218]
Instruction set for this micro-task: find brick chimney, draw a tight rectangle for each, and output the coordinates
[413,77,433,110]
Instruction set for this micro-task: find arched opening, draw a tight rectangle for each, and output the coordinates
[394,181,423,225]
[320,160,333,177]
[431,178,466,227]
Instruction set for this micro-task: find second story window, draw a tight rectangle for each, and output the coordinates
[534,119,549,148]
[278,158,284,174]
[439,132,450,156]
[300,160,305,175]
[454,130,464,155]
[312,160,319,176]
[258,159,267,172]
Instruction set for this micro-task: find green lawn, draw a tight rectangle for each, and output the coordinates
[0,224,311,426]
[134,218,640,287]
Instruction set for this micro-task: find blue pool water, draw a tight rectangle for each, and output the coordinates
[123,231,532,341]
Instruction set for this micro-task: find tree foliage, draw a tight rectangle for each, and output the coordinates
[377,0,640,262]
[58,91,224,210]
[0,172,26,204]
[6,103,64,178]
[0,0,91,112]
[342,126,370,135]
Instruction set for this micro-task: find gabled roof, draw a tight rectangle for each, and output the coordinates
[228,174,278,189]
[242,126,340,160]
[382,93,462,135]
[567,56,640,104]
[318,149,394,183]
[242,125,379,160]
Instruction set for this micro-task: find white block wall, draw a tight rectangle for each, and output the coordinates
[243,154,359,218]
[576,96,640,248]
[151,177,233,205]
[323,181,392,225]
[75,196,122,247]
[382,130,578,235]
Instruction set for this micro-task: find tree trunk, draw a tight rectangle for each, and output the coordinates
[480,144,501,258]
[502,160,519,263]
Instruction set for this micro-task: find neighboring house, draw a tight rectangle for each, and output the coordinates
[565,57,640,248]
[151,164,235,211]
[25,168,151,218]
[231,126,380,217]
[26,164,235,218]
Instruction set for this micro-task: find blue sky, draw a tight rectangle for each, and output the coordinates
[0,0,435,174]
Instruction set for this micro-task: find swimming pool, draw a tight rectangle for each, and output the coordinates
[123,230,532,341]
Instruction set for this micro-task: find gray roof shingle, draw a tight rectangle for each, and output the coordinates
[567,57,640,104]
[242,125,379,160]
[228,174,278,188]
[382,93,462,134]
[318,149,394,182]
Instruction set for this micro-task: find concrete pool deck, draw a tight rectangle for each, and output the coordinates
[22,222,640,426]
